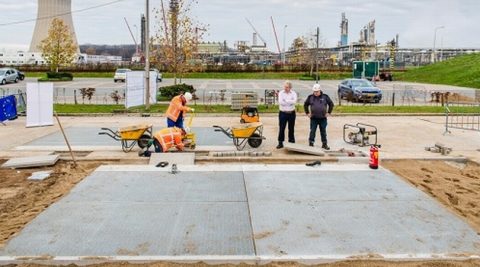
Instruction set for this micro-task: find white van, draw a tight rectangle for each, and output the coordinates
[113,68,131,83]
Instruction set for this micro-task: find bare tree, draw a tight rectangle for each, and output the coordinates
[154,0,207,84]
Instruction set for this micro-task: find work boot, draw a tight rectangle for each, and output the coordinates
[276,142,284,149]
[322,143,330,150]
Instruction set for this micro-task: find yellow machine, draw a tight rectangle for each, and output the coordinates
[99,124,153,152]
[183,112,196,149]
[240,106,260,123]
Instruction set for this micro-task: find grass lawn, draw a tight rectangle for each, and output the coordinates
[53,104,477,114]
[27,71,351,80]
[164,72,351,80]
[26,72,114,78]
[396,53,480,89]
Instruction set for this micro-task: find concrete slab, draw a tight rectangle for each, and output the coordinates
[2,164,480,261]
[28,171,53,181]
[0,170,254,257]
[149,153,195,166]
[284,143,325,156]
[244,168,480,257]
[1,155,59,169]
[18,127,233,151]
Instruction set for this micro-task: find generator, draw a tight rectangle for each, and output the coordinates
[343,123,378,147]
[240,106,260,123]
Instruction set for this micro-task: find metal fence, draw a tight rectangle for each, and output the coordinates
[1,84,477,109]
[444,101,480,134]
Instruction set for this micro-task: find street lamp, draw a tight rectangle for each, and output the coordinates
[432,26,445,63]
[283,25,287,64]
[145,0,151,111]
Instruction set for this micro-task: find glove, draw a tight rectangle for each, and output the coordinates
[190,108,195,112]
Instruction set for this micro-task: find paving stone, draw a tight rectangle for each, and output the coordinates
[284,143,325,156]
[149,153,195,166]
[1,155,59,169]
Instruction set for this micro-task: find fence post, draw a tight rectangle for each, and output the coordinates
[444,101,451,135]
[392,92,395,107]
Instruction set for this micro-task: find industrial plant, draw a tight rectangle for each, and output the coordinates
[0,0,479,69]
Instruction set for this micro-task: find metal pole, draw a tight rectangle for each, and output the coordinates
[440,35,444,62]
[315,27,319,83]
[283,25,287,64]
[432,30,437,63]
[432,26,444,63]
[145,0,151,110]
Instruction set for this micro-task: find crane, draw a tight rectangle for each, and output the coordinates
[270,16,281,54]
[124,17,139,55]
[245,18,266,47]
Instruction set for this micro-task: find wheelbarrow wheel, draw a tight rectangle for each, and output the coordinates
[137,134,151,149]
[248,133,262,148]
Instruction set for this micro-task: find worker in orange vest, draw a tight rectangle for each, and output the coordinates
[166,92,194,129]
[139,127,186,156]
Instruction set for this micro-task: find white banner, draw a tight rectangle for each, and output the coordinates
[149,71,158,105]
[125,71,158,108]
[26,83,53,128]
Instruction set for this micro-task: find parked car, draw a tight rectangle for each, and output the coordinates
[152,68,162,82]
[338,78,383,103]
[0,68,19,85]
[113,68,131,83]
[13,69,25,80]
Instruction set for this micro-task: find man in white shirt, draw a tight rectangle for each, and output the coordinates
[277,81,298,149]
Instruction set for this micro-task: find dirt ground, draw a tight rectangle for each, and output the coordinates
[0,159,134,248]
[383,160,480,233]
[8,259,480,267]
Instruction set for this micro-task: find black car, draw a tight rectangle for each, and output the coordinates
[12,69,25,80]
[338,79,382,103]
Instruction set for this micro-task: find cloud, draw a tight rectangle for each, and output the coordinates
[0,0,478,49]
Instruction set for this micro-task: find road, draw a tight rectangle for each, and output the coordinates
[0,78,477,105]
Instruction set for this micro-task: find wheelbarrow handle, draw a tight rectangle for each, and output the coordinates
[98,132,121,141]
[100,127,118,136]
[212,125,233,138]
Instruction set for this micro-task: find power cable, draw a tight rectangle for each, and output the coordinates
[0,0,126,26]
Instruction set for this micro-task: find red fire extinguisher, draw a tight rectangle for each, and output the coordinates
[369,145,381,169]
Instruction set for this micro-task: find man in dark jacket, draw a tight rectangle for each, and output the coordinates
[304,84,334,150]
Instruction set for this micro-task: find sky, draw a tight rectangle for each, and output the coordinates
[0,0,479,51]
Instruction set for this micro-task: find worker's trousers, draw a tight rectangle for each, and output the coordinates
[278,111,296,143]
[167,117,184,129]
[309,118,328,145]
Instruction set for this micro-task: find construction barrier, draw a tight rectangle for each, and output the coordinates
[445,101,480,134]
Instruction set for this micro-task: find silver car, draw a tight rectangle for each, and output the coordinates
[113,68,131,83]
[0,68,19,85]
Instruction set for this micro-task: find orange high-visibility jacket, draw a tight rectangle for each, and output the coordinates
[153,127,185,152]
[166,95,190,122]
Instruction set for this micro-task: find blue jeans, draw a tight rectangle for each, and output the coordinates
[167,117,184,129]
[309,118,328,145]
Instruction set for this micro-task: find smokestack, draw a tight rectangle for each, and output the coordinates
[30,0,79,52]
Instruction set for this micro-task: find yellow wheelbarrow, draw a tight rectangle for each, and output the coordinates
[213,122,265,151]
[99,124,153,152]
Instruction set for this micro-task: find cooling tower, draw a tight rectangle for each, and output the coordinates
[29,0,78,52]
